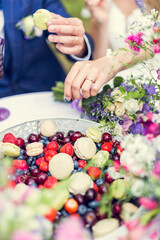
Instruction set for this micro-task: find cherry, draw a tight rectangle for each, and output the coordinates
[16,174,28,184]
[67,130,74,137]
[37,172,48,185]
[38,133,43,141]
[102,133,112,142]
[98,184,107,194]
[85,188,97,201]
[113,203,122,215]
[49,135,58,142]
[56,132,64,140]
[26,177,37,186]
[95,207,108,220]
[105,172,114,184]
[83,211,97,227]
[113,140,121,148]
[17,138,25,148]
[71,131,82,142]
[75,194,85,205]
[28,133,38,143]
[58,136,71,145]
[31,168,41,177]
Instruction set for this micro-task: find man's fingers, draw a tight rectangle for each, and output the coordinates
[48,25,84,36]
[48,35,82,46]
[48,17,83,27]
[55,43,82,55]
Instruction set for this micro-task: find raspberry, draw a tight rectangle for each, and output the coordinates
[39,161,49,172]
[45,150,57,162]
[47,141,59,151]
[78,160,87,169]
[101,142,113,152]
[87,166,101,180]
[44,176,58,188]
[3,133,18,146]
[60,143,73,156]
[36,157,45,166]
[43,147,48,154]
[12,160,28,170]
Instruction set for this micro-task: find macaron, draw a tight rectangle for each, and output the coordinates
[33,9,52,30]
[40,120,57,137]
[74,137,97,160]
[120,203,138,221]
[92,218,119,238]
[49,153,74,180]
[68,172,93,195]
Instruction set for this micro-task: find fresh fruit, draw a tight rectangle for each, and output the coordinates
[78,160,87,169]
[30,168,41,177]
[64,198,79,213]
[102,133,112,142]
[12,159,28,171]
[37,172,48,185]
[47,141,59,151]
[60,143,73,157]
[83,211,97,227]
[40,161,49,172]
[36,157,45,166]
[71,131,82,142]
[75,194,85,205]
[117,146,123,156]
[87,166,101,180]
[3,133,18,146]
[44,176,58,188]
[104,172,114,184]
[28,133,38,143]
[45,150,57,162]
[113,203,122,215]
[85,188,97,201]
[45,208,57,222]
[101,142,113,152]
[17,138,25,148]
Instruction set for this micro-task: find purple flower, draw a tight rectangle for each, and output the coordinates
[70,99,84,113]
[130,122,144,134]
[153,161,160,179]
[144,84,156,95]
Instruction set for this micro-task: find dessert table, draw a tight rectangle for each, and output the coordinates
[0,91,81,132]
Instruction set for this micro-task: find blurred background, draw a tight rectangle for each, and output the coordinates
[50,0,91,74]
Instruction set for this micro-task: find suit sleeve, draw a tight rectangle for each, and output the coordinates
[43,0,94,61]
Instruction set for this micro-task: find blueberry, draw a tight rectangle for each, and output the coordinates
[96,143,102,150]
[88,201,99,209]
[31,160,36,166]
[38,153,44,158]
[42,136,48,141]
[30,165,37,171]
[77,167,82,172]
[69,193,74,198]
[17,155,26,160]
[47,171,51,176]
[61,209,68,217]
[45,140,50,145]
[23,169,28,174]
[15,169,24,176]
[74,161,79,169]
[39,139,45,144]
[103,168,107,173]
[155,110,159,114]
[27,157,34,165]
[110,147,117,155]
[150,106,154,111]
[95,178,104,187]
[8,174,16,181]
[71,169,78,174]
[78,205,88,216]
[20,149,25,154]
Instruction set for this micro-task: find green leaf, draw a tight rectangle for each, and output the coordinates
[113,76,124,88]
[119,86,126,95]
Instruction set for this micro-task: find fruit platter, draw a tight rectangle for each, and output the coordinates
[0,118,142,240]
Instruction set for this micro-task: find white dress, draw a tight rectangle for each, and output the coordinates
[107,0,142,50]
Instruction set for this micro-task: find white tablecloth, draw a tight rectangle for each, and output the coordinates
[0,91,81,132]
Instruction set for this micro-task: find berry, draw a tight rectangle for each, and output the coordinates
[26,177,37,186]
[102,133,112,142]
[113,203,122,215]
[93,182,99,192]
[75,194,85,205]
[64,198,79,213]
[98,184,107,194]
[12,160,28,171]
[45,150,57,162]
[101,142,113,152]
[95,178,105,187]
[28,133,38,143]
[17,138,25,148]
[49,135,58,142]
[47,141,59,151]
[44,176,58,188]
[56,132,64,140]
[43,147,48,154]
[39,161,49,172]
[71,131,82,142]
[83,211,97,227]
[30,168,41,177]
[59,136,71,145]
[87,166,101,180]
[78,205,88,216]
[88,200,99,209]
[67,130,74,137]
[117,146,123,156]
[3,133,18,146]
[6,180,16,188]
[104,172,114,184]
[16,174,28,184]
[36,157,45,166]
[60,143,73,157]
[85,188,97,201]
[74,161,79,169]
[78,160,87,169]
[45,208,57,222]
[37,172,48,185]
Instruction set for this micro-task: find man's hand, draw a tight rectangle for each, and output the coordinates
[47,13,87,57]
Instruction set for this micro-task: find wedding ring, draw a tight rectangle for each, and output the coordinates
[86,78,95,83]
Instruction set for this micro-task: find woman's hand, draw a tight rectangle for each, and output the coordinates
[64,56,120,100]
[85,0,109,24]
[47,13,86,57]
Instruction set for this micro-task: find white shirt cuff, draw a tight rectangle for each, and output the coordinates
[70,34,91,61]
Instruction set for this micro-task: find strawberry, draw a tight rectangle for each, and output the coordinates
[44,176,58,188]
[117,146,123,156]
[78,160,87,169]
[93,182,99,192]
[45,208,57,222]
[60,143,73,156]
[39,161,49,172]
[87,166,101,180]
[36,157,45,167]
[3,133,18,146]
[101,142,113,152]
[38,185,45,189]
[43,147,48,154]
[47,141,59,151]
[45,150,57,162]
[12,159,28,170]
[6,180,16,188]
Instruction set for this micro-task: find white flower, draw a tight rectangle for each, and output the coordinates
[124,99,139,113]
[113,123,123,136]
[107,166,122,180]
[131,179,145,197]
[111,89,125,102]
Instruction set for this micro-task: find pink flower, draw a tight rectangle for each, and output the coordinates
[54,216,91,240]
[122,115,133,134]
[114,160,121,172]
[139,197,158,210]
[12,231,42,240]
[125,32,143,52]
[157,69,160,80]
[153,161,160,179]
[146,113,154,121]
[154,42,160,53]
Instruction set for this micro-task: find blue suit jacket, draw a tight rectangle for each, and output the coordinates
[1,0,93,97]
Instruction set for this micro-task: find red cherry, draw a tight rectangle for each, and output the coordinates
[113,203,122,215]
[104,172,114,184]
[39,161,49,172]
[28,133,38,143]
[102,133,112,142]
[101,142,113,152]
[36,157,45,167]
[17,137,25,148]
